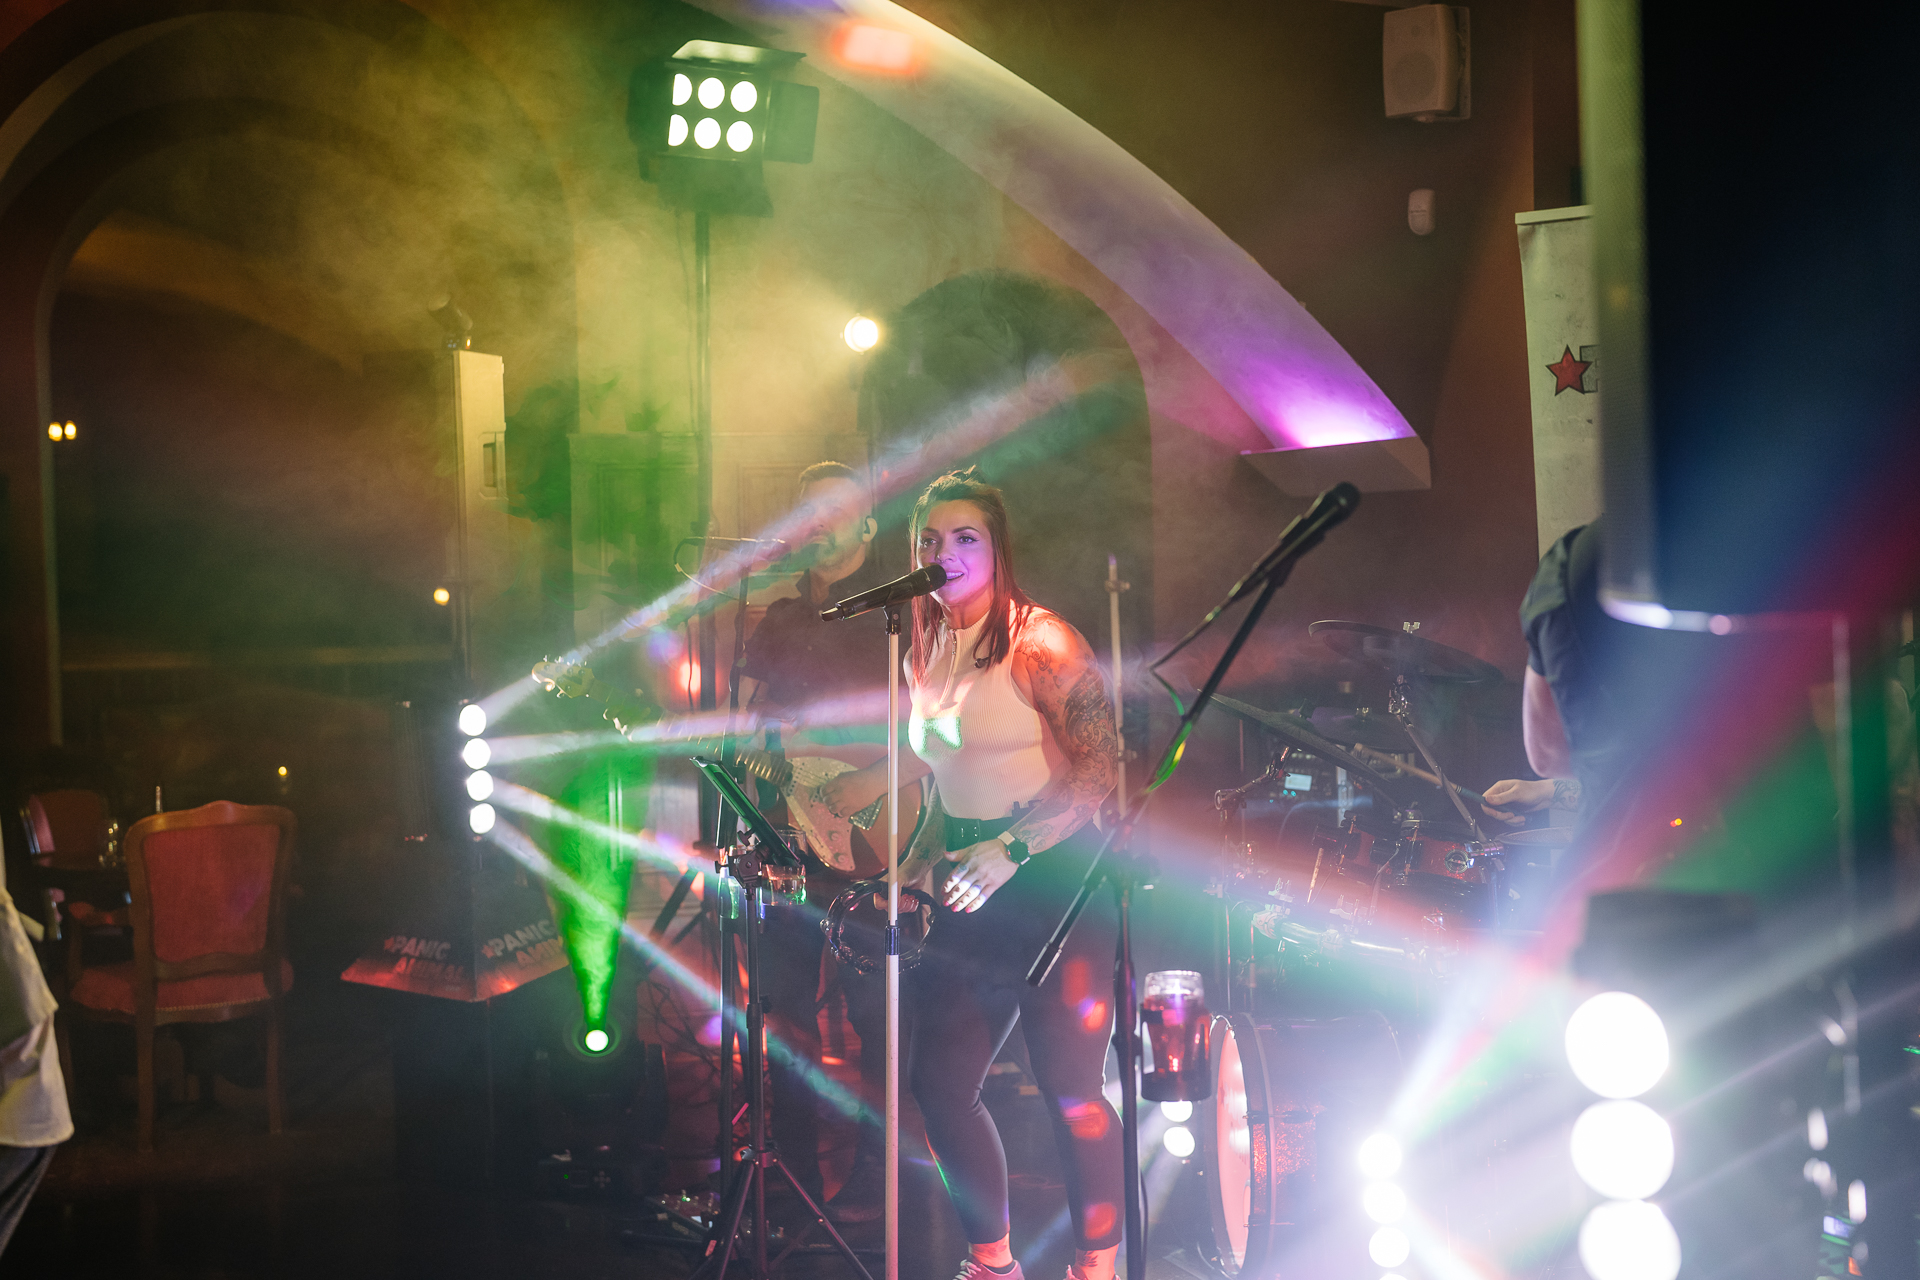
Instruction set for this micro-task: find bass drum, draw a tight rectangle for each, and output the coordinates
[1197,1012,1401,1278]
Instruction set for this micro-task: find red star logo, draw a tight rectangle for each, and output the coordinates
[1546,345,1591,395]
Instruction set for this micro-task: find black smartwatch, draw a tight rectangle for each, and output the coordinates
[997,831,1032,866]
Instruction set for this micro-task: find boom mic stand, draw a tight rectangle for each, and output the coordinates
[690,758,875,1280]
[1027,483,1359,1280]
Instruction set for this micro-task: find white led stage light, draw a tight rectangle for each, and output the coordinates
[1570,1100,1675,1200]
[1158,1101,1193,1122]
[469,803,497,834]
[1162,1125,1195,1159]
[458,703,487,736]
[1357,1133,1403,1180]
[727,121,754,152]
[672,73,691,105]
[730,80,757,112]
[1578,1200,1680,1280]
[1566,991,1669,1098]
[694,117,721,149]
[1367,1226,1410,1268]
[466,771,494,802]
[1362,1181,1407,1224]
[698,76,724,108]
[461,738,492,770]
[668,115,689,146]
[843,315,881,352]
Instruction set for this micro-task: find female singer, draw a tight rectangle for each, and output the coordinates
[899,469,1122,1280]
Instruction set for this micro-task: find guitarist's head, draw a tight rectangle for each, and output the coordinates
[795,461,876,586]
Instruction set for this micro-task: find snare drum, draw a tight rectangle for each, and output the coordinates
[1197,1012,1402,1277]
[1401,826,1483,881]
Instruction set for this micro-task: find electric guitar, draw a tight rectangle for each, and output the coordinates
[531,659,915,877]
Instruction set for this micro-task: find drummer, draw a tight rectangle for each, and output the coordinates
[1478,518,1702,839]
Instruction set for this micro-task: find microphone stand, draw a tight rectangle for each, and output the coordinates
[883,602,902,1280]
[1026,495,1355,1280]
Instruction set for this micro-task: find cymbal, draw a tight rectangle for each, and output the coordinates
[1309,621,1503,684]
[1309,707,1410,752]
[1492,826,1575,848]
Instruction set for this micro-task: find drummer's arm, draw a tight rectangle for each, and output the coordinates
[1481,671,1580,819]
[1523,668,1572,780]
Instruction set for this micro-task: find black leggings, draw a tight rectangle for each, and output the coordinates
[907,829,1123,1251]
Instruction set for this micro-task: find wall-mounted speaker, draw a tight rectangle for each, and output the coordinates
[1383,5,1470,122]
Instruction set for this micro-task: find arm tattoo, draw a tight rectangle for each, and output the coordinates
[1551,778,1582,812]
[1006,620,1117,856]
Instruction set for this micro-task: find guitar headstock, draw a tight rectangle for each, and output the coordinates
[532,657,663,736]
[532,657,598,701]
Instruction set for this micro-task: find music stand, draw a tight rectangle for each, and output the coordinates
[690,757,875,1280]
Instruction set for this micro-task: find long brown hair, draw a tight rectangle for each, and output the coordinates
[908,470,1033,681]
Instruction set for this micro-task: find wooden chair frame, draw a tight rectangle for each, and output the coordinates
[68,801,296,1152]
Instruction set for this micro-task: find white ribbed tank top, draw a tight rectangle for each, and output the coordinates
[908,608,1067,820]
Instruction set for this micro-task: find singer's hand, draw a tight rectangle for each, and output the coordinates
[940,839,1021,913]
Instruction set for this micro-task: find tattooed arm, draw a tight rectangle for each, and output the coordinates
[1006,613,1118,855]
[1480,775,1582,820]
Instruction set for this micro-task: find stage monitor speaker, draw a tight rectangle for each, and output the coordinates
[1583,0,1920,624]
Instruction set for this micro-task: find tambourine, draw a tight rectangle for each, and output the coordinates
[822,879,937,976]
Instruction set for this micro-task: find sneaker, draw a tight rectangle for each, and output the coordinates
[952,1262,1024,1280]
[823,1158,883,1223]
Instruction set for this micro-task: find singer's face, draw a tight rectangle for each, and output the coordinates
[917,500,994,617]
[795,478,870,558]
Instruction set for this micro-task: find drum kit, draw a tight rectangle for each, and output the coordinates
[1189,622,1571,1278]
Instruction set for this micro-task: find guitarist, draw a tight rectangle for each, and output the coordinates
[736,460,926,1224]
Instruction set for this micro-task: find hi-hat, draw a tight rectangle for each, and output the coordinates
[1310,620,1502,683]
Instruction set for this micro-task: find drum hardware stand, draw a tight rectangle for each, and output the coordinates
[688,758,875,1280]
[1213,759,1282,1014]
[1386,675,1486,843]
[1030,482,1361,1280]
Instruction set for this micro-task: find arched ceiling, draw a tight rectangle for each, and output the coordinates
[0,3,577,382]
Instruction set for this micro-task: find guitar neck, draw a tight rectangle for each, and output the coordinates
[729,747,794,792]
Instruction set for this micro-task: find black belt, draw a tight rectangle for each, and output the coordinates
[943,805,1031,852]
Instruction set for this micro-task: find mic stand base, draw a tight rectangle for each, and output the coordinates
[692,865,876,1280]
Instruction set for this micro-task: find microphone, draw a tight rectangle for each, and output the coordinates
[821,564,949,621]
[1227,481,1361,605]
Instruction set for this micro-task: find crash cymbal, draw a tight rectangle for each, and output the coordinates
[1309,707,1410,752]
[1309,621,1503,684]
[1491,826,1576,848]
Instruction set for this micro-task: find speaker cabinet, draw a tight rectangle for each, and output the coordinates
[1383,5,1470,121]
